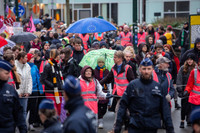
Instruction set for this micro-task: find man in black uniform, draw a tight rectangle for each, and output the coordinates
[0,59,27,133]
[114,58,174,133]
[62,75,97,133]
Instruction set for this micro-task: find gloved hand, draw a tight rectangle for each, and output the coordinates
[106,92,113,99]
[165,94,171,102]
[183,91,189,97]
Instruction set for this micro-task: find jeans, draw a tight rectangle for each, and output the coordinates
[19,98,28,121]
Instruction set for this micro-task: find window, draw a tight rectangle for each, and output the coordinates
[164,2,175,12]
[163,1,189,18]
[92,4,99,17]
[111,3,118,24]
[176,1,189,11]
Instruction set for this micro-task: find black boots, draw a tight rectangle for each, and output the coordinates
[180,122,184,128]
[175,102,181,109]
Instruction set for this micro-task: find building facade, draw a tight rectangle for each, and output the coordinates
[145,0,200,23]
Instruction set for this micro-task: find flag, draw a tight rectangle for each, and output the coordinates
[4,17,15,26]
[26,15,36,32]
[7,8,16,21]
[0,18,6,33]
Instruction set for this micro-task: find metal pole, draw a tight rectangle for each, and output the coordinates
[133,0,138,51]
[4,0,7,18]
[15,0,19,21]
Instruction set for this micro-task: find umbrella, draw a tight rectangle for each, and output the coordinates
[65,17,117,34]
[79,48,116,71]
[0,36,8,48]
[0,39,16,55]
[10,32,37,43]
[33,19,43,25]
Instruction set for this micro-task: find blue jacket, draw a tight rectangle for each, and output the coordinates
[62,97,96,133]
[28,63,43,94]
[154,67,175,98]
[41,118,62,133]
[114,78,174,133]
[0,81,27,133]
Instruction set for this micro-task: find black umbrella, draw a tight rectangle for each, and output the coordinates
[10,32,37,43]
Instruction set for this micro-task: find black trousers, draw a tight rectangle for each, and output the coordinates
[27,92,43,124]
[98,102,108,119]
[128,127,157,133]
[181,97,191,121]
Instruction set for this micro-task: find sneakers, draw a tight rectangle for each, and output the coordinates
[29,124,36,131]
[98,119,104,129]
[180,122,184,128]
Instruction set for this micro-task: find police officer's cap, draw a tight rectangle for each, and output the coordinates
[190,108,200,124]
[0,59,13,72]
[140,58,153,66]
[39,99,55,110]
[63,76,81,95]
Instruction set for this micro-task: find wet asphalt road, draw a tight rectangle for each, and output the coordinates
[29,98,193,133]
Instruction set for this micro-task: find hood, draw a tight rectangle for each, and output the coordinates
[81,65,95,81]
[194,38,200,51]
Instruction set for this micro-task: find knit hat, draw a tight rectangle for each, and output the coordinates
[156,57,171,64]
[39,99,55,110]
[99,41,108,48]
[140,58,153,66]
[190,108,200,124]
[186,53,196,61]
[63,75,81,95]
[56,43,63,49]
[97,57,105,63]
[0,59,13,71]
[27,53,34,62]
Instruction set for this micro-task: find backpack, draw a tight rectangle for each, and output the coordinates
[69,59,82,78]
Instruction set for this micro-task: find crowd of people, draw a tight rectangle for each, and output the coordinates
[1,14,200,133]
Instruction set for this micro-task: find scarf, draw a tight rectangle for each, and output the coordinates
[96,65,106,79]
[48,59,64,104]
[181,29,185,46]
[96,65,108,90]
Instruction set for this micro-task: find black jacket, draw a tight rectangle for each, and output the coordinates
[62,97,96,133]
[72,48,85,64]
[177,29,189,48]
[34,58,45,70]
[40,62,63,94]
[154,67,175,98]
[176,65,192,98]
[114,78,174,133]
[62,57,81,78]
[51,39,61,45]
[0,81,27,133]
[41,118,62,133]
[180,38,200,66]
[126,60,137,78]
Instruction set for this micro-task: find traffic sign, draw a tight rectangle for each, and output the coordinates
[13,5,25,17]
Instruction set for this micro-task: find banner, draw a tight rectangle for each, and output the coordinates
[190,14,200,48]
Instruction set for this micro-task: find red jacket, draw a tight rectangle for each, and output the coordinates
[185,69,200,105]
